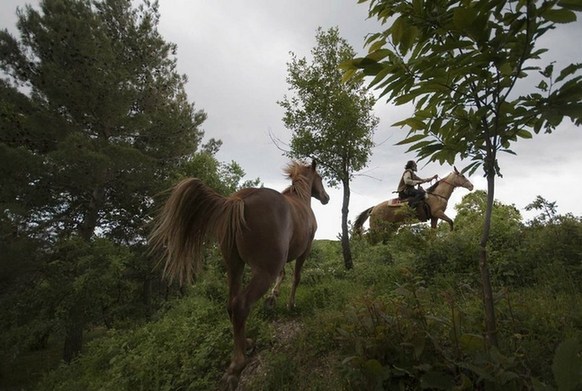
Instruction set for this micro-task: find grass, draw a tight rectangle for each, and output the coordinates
[4,238,582,390]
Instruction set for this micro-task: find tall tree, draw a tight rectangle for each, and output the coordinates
[345,0,582,346]
[279,27,378,269]
[0,0,209,361]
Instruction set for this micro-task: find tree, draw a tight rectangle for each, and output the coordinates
[0,0,213,362]
[522,198,582,287]
[345,0,582,346]
[279,27,378,269]
[525,195,558,224]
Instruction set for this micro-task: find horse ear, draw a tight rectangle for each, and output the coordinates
[311,159,317,170]
[454,166,459,173]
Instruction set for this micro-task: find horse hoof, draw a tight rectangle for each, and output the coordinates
[219,373,239,391]
[264,296,276,310]
[245,338,255,355]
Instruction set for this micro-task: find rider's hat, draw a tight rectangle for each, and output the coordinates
[405,160,417,170]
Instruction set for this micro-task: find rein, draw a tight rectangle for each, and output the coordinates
[429,191,449,201]
[427,177,456,200]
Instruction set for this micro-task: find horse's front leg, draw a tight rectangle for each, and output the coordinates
[264,269,285,309]
[431,210,454,230]
[288,254,307,309]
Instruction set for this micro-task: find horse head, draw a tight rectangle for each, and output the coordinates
[451,166,474,191]
[284,160,330,204]
[309,160,330,205]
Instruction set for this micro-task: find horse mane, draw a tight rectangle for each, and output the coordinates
[426,180,440,193]
[282,161,311,200]
[426,170,459,193]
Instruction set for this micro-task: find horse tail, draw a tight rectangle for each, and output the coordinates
[353,206,374,236]
[149,178,245,285]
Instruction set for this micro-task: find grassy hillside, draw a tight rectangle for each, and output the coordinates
[6,222,582,390]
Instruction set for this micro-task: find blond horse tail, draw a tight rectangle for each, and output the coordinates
[353,207,373,236]
[149,178,245,285]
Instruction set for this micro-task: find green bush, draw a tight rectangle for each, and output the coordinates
[36,294,233,391]
[333,277,582,390]
[16,227,582,390]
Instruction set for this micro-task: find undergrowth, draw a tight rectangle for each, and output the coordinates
[27,235,582,390]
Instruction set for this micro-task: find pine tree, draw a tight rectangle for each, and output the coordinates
[0,0,207,361]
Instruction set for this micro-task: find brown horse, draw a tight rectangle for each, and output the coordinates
[149,160,329,390]
[354,167,473,236]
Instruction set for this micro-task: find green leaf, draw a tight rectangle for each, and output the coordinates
[341,67,356,83]
[408,140,436,152]
[400,25,419,54]
[555,63,582,83]
[459,333,485,352]
[496,370,520,384]
[362,61,387,76]
[395,134,427,145]
[368,37,387,52]
[420,370,455,390]
[465,161,482,176]
[516,129,533,139]
[412,334,426,359]
[531,377,553,391]
[419,143,444,156]
[552,338,582,391]
[391,16,405,46]
[461,363,495,382]
[558,0,582,12]
[367,49,392,62]
[499,61,514,76]
[407,118,426,130]
[453,7,478,31]
[395,90,423,105]
[542,8,577,23]
[362,358,386,378]
[368,66,392,89]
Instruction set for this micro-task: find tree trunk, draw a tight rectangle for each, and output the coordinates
[341,178,353,269]
[480,173,498,347]
[63,306,84,363]
[64,185,104,362]
[143,275,152,321]
[79,186,104,241]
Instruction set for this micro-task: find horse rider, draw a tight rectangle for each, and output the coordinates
[397,160,438,208]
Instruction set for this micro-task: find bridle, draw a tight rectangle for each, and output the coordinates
[440,178,456,187]
[427,175,459,200]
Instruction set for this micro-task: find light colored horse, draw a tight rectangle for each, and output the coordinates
[354,167,473,235]
[149,160,329,390]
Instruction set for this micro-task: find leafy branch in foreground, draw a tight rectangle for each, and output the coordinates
[345,0,582,348]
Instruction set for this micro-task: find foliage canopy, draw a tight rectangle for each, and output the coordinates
[345,0,582,177]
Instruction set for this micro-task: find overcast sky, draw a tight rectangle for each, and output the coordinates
[2,1,581,239]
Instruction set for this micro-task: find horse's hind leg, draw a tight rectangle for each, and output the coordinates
[223,268,279,389]
[225,254,245,323]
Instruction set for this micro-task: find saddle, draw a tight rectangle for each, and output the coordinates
[387,197,431,222]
